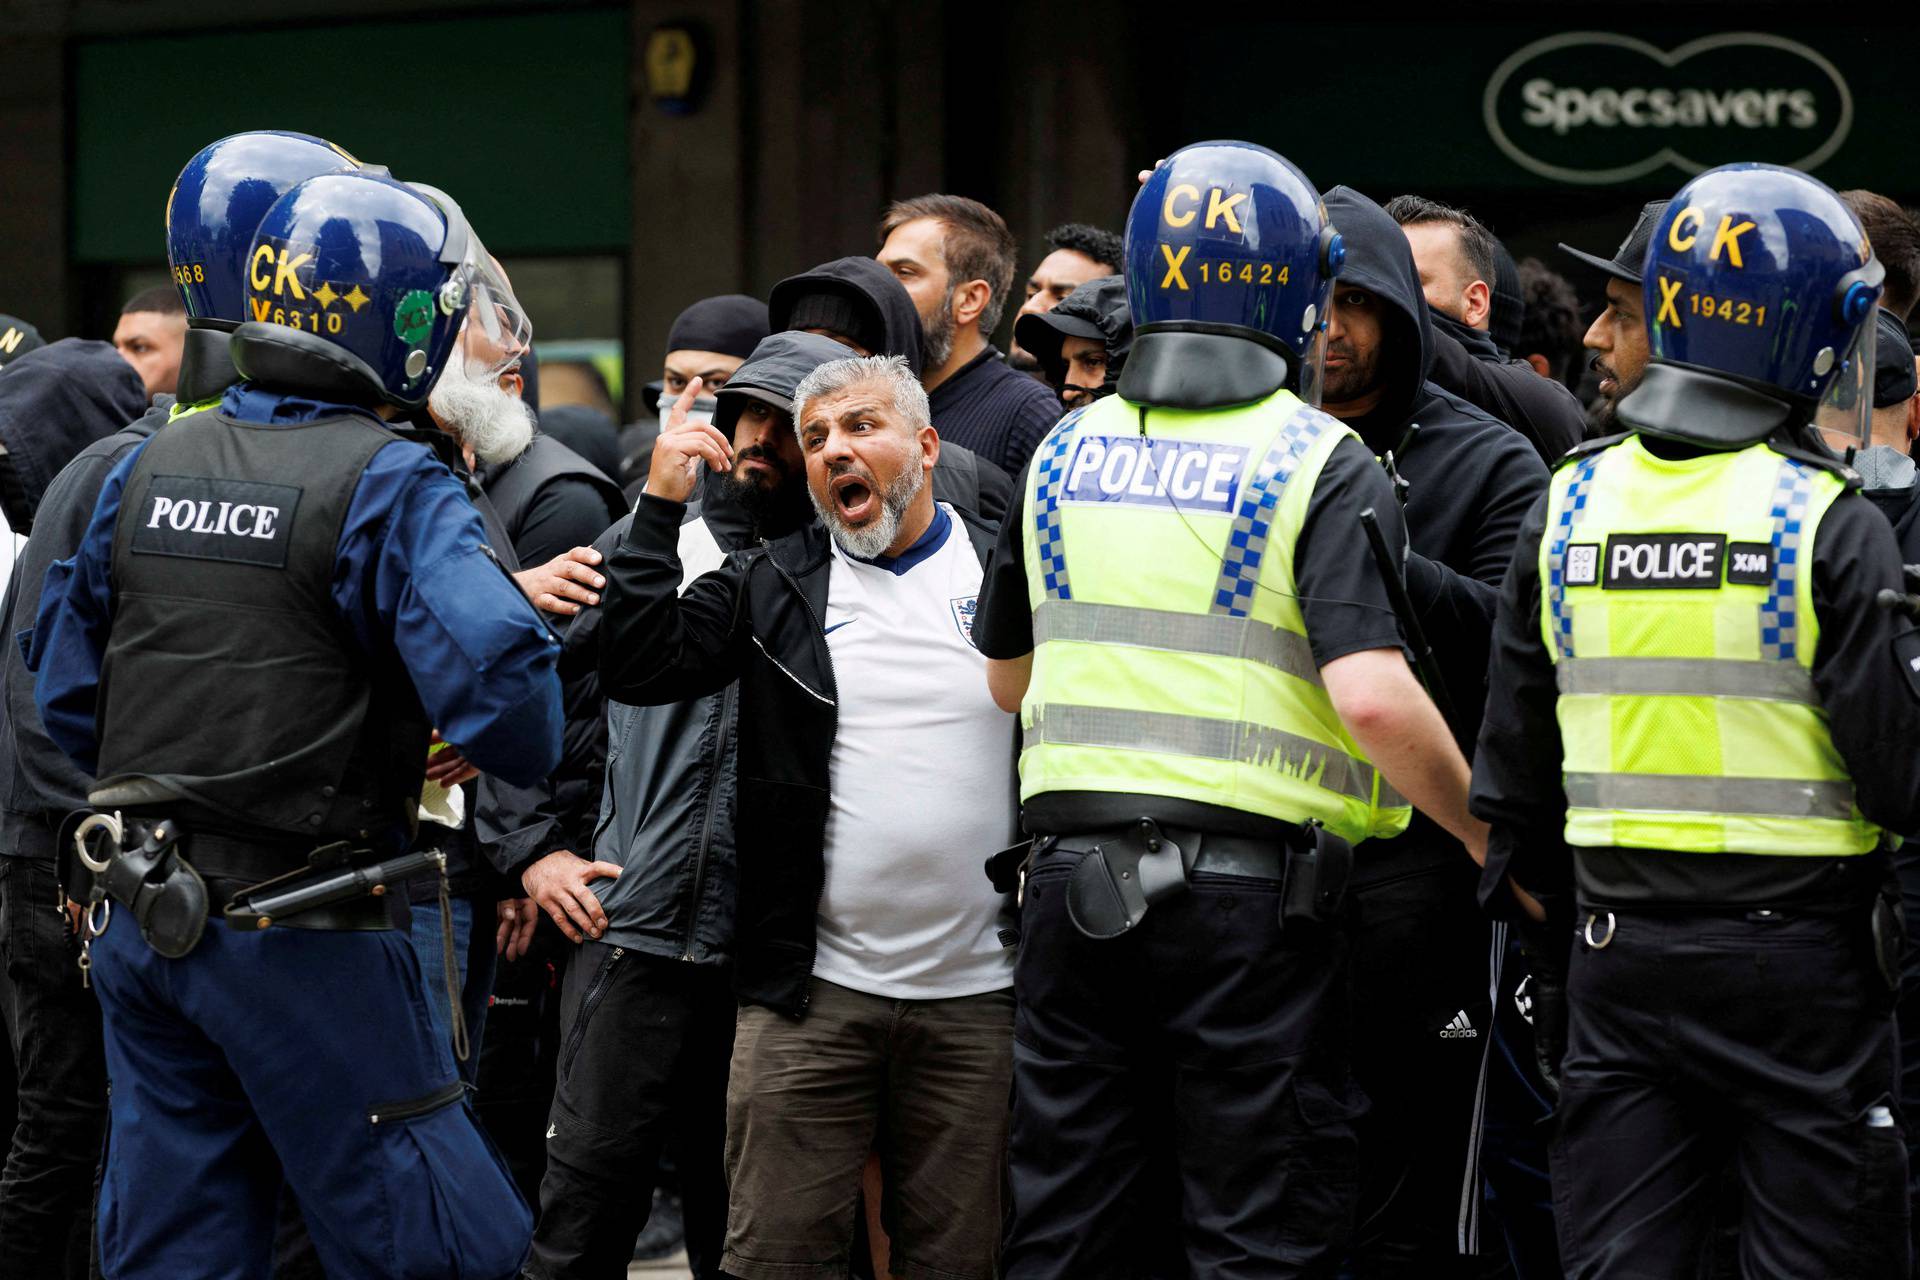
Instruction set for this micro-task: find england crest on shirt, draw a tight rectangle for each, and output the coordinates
[951,595,979,645]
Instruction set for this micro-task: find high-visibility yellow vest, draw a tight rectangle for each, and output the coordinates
[1019,387,1410,844]
[168,395,221,422]
[1539,435,1877,856]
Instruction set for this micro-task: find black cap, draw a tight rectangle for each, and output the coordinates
[1874,310,1918,409]
[0,315,47,370]
[1013,276,1133,389]
[666,295,769,359]
[1560,200,1669,286]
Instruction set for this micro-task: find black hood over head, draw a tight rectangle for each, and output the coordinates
[1321,186,1434,448]
[0,338,148,529]
[714,330,855,433]
[768,257,925,379]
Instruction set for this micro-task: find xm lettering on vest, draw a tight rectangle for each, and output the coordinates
[130,474,301,568]
[1062,435,1248,514]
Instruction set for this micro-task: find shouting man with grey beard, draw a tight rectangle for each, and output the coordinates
[595,353,1020,1280]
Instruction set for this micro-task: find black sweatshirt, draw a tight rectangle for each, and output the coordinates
[1321,187,1549,881]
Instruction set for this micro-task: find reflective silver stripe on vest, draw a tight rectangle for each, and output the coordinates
[1025,705,1382,804]
[1563,773,1856,820]
[1555,658,1819,705]
[1033,601,1322,686]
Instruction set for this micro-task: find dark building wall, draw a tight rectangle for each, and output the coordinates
[9,1,1913,412]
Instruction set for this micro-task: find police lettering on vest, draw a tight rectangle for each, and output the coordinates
[129,475,300,569]
[1061,435,1248,514]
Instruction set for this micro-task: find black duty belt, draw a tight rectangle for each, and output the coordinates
[1040,825,1288,881]
[1018,816,1350,942]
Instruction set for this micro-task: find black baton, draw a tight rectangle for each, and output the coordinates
[224,849,444,930]
[1360,506,1461,737]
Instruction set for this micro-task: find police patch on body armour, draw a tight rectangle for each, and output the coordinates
[1601,532,1726,589]
[130,474,301,568]
[1061,435,1248,514]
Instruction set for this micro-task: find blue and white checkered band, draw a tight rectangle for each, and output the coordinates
[1031,407,1088,602]
[1759,458,1814,663]
[1545,455,1601,661]
[1211,408,1335,618]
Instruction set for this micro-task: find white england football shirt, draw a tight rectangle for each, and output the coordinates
[812,503,1018,999]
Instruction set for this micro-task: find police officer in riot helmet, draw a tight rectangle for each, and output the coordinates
[1471,162,1920,1277]
[0,131,360,1276]
[164,132,368,417]
[29,167,562,1277]
[973,140,1488,1277]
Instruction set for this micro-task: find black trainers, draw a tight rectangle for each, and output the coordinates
[632,1187,686,1261]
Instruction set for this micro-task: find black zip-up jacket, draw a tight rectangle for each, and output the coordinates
[2,397,162,860]
[597,492,999,1015]
[1427,309,1585,466]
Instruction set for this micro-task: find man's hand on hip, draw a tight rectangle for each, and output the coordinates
[520,850,622,944]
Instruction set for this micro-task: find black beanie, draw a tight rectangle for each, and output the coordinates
[666,295,769,358]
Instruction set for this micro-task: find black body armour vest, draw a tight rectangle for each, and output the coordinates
[95,411,431,852]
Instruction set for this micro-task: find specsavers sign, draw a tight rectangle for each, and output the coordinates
[1483,32,1852,185]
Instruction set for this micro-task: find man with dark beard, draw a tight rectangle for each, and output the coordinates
[1560,201,1666,436]
[878,194,1064,474]
[1318,185,1548,1278]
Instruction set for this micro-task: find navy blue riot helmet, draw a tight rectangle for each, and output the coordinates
[165,131,362,327]
[1118,141,1343,410]
[231,171,528,411]
[1624,163,1884,451]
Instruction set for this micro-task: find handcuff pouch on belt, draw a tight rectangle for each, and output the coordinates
[88,818,208,959]
[1066,819,1188,940]
[1280,820,1354,931]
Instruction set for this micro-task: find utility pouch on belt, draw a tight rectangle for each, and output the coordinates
[1066,819,1188,940]
[1872,879,1905,997]
[1280,820,1353,929]
[96,820,208,959]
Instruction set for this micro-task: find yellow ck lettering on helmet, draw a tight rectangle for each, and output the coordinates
[271,249,312,301]
[1204,189,1247,234]
[250,244,276,292]
[1668,206,1702,253]
[1656,276,1686,327]
[1710,216,1757,268]
[1163,184,1201,229]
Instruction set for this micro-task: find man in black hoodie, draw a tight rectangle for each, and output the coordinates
[1318,185,1548,1277]
[1386,195,1585,464]
[771,256,1014,526]
[0,339,148,1275]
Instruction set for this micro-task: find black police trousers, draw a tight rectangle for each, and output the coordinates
[1552,906,1908,1279]
[1002,849,1360,1279]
